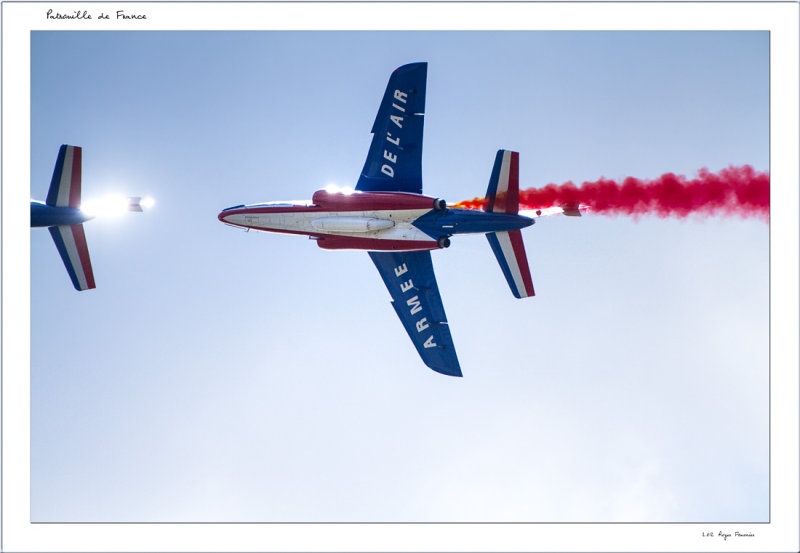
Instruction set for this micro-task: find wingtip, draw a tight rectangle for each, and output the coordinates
[430,365,463,377]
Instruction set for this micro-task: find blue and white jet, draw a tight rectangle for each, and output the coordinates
[220,63,580,376]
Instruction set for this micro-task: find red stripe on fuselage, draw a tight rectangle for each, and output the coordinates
[218,222,437,251]
[221,206,322,218]
[508,229,534,296]
[218,190,442,251]
[221,191,439,219]
[221,221,438,251]
[68,147,82,208]
[313,190,438,212]
[316,235,439,251]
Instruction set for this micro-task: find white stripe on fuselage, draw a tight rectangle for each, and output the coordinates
[224,208,434,242]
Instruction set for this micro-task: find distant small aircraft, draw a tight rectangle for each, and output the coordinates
[31,145,149,290]
[219,63,581,376]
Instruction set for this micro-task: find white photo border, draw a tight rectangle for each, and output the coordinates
[3,2,798,552]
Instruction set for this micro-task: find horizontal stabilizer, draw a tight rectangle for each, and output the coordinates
[49,224,95,291]
[487,229,534,299]
[484,150,534,298]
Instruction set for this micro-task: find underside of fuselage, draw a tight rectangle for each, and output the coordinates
[218,191,533,252]
[217,63,545,376]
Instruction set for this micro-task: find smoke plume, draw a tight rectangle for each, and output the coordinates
[454,165,769,220]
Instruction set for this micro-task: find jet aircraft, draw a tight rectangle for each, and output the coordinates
[219,63,581,376]
[31,144,147,290]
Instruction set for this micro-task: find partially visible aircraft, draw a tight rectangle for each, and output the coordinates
[534,202,588,217]
[219,63,581,376]
[31,145,149,290]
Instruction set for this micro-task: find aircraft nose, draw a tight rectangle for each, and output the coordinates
[218,210,242,227]
[218,205,245,225]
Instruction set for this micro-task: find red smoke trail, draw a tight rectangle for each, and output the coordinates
[454,165,769,220]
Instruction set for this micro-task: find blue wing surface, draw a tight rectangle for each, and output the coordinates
[356,63,427,194]
[368,250,461,377]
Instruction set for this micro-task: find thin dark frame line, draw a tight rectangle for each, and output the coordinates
[12,11,777,536]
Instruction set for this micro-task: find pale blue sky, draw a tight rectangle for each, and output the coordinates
[30,31,768,522]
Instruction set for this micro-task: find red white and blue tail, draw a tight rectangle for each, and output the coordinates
[484,150,519,215]
[46,145,95,290]
[46,145,82,207]
[485,150,535,298]
[49,224,96,290]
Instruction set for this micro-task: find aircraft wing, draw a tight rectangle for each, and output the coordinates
[356,62,427,194]
[48,224,96,290]
[368,251,461,377]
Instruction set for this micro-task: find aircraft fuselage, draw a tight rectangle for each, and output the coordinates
[31,201,94,228]
[218,189,534,252]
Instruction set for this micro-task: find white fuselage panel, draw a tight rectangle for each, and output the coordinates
[222,208,433,242]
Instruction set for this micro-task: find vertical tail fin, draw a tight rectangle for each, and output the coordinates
[485,150,535,298]
[46,145,82,207]
[484,150,519,215]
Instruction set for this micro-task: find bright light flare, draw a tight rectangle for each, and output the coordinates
[141,196,155,209]
[80,194,131,218]
[324,184,356,195]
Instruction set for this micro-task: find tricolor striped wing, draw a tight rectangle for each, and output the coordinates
[484,150,535,298]
[48,224,96,291]
[486,230,534,299]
